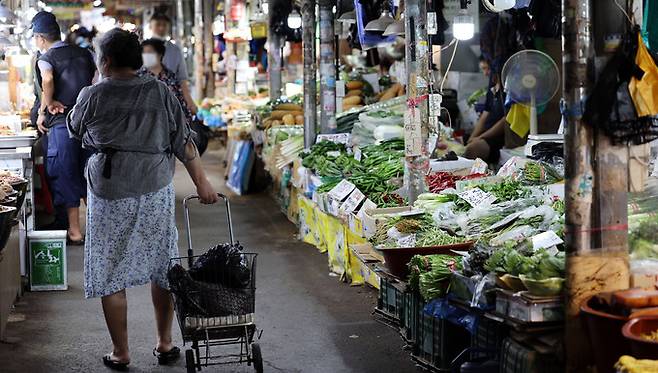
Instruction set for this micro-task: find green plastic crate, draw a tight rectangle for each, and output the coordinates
[500,337,563,373]
[413,306,471,371]
[376,276,405,324]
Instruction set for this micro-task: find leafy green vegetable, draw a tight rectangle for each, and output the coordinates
[408,255,462,301]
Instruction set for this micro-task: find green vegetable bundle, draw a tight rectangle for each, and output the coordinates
[521,161,563,185]
[408,254,462,301]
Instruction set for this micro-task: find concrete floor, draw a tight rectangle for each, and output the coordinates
[0,146,417,373]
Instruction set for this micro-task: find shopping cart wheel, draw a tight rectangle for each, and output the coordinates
[251,343,263,373]
[185,349,196,373]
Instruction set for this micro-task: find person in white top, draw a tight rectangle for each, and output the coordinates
[149,13,198,115]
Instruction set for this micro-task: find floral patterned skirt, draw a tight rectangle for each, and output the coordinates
[84,183,179,298]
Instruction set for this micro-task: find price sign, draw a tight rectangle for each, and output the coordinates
[317,133,351,145]
[340,188,366,214]
[404,109,422,156]
[327,150,341,157]
[357,199,378,219]
[427,12,438,35]
[354,147,362,162]
[329,179,356,201]
[457,187,497,207]
[470,158,488,175]
[531,231,564,251]
[429,93,442,116]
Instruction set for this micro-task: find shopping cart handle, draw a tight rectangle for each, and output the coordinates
[183,193,234,259]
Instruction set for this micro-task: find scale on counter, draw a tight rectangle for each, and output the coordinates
[501,50,562,157]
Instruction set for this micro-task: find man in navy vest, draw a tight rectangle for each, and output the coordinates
[32,11,96,245]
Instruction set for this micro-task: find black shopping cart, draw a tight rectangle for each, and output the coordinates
[169,194,263,373]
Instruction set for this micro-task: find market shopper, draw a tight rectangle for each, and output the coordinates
[66,28,219,370]
[32,11,96,244]
[138,38,194,124]
[149,13,198,115]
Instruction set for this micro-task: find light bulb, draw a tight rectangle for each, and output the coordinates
[287,9,302,29]
[262,2,269,14]
[495,0,516,10]
[453,10,474,40]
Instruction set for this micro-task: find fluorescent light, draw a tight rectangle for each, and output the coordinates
[287,9,302,29]
[453,10,474,40]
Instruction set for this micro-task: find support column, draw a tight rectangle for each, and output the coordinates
[176,0,185,42]
[404,0,430,204]
[203,0,215,97]
[318,3,336,134]
[562,0,630,371]
[302,0,317,147]
[193,0,204,100]
[267,0,283,100]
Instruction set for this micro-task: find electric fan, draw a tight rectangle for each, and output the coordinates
[501,49,561,155]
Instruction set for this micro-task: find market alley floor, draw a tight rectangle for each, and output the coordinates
[0,145,417,373]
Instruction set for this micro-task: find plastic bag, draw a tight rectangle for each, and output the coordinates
[168,264,253,317]
[189,243,250,288]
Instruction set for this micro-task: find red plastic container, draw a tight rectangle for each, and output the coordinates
[623,317,658,359]
[377,242,473,279]
[580,296,631,373]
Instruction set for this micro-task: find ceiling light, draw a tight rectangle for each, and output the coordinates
[453,9,474,40]
[365,9,394,32]
[287,8,302,29]
[337,10,356,24]
[383,13,404,36]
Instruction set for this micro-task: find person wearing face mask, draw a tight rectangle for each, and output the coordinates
[138,39,193,125]
[149,13,198,116]
[31,11,96,245]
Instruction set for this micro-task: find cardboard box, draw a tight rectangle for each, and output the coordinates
[631,273,658,290]
[348,213,365,237]
[362,206,415,238]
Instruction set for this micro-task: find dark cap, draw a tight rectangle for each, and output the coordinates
[31,11,60,34]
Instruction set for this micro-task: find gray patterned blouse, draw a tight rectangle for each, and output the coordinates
[67,74,192,200]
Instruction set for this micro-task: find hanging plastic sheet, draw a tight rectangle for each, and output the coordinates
[642,0,658,54]
[629,32,658,117]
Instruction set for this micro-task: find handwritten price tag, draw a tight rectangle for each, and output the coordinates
[317,133,351,145]
[404,110,422,156]
[532,231,564,251]
[340,188,366,214]
[354,147,362,162]
[457,187,497,207]
[429,93,442,116]
[329,179,356,201]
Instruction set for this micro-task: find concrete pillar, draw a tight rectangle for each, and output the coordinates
[267,0,283,100]
[302,0,317,148]
[318,3,336,134]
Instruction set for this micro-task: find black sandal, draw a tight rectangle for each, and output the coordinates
[153,346,180,365]
[102,354,129,371]
[67,236,85,246]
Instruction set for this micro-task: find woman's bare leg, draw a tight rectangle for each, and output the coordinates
[101,290,130,363]
[151,282,175,352]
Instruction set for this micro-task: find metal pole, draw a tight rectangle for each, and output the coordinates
[193,0,204,100]
[176,0,185,42]
[302,0,317,147]
[404,0,430,204]
[267,0,283,100]
[563,0,630,370]
[318,2,336,133]
[203,0,215,97]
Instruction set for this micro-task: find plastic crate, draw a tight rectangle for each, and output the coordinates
[401,290,422,344]
[470,317,508,360]
[376,276,405,325]
[500,337,563,373]
[413,308,471,371]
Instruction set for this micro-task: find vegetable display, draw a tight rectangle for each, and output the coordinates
[408,255,462,301]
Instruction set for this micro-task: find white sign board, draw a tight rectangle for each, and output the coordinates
[316,133,351,145]
[458,187,497,207]
[329,179,356,201]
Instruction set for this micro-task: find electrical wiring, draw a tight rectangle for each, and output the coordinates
[440,39,459,93]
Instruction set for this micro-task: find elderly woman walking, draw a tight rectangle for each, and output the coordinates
[67,28,219,370]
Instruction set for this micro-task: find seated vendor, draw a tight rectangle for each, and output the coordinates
[464,78,507,163]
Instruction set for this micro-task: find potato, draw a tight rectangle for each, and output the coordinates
[346,89,362,97]
[275,103,303,111]
[342,96,362,105]
[282,114,295,125]
[295,115,304,125]
[270,110,303,119]
[346,81,364,90]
